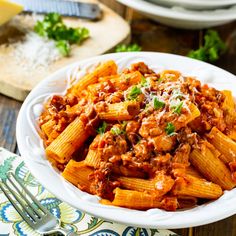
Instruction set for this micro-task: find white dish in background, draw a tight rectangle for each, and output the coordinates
[17,52,236,229]
[146,0,236,10]
[117,0,236,29]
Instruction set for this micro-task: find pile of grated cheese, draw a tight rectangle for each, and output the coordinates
[1,15,62,71]
[12,31,62,70]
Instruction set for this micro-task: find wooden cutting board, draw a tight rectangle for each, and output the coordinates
[0,2,130,101]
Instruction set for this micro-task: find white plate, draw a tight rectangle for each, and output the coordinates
[16,52,236,229]
[117,0,236,29]
[146,0,236,10]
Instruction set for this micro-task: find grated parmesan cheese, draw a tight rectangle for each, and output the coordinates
[1,14,62,71]
[12,32,62,70]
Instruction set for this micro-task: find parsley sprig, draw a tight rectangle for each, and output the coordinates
[127,86,142,100]
[153,96,165,110]
[115,43,141,53]
[188,30,226,62]
[97,121,107,135]
[165,122,175,135]
[111,127,125,136]
[34,13,89,56]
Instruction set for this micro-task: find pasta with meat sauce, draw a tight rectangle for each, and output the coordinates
[39,60,236,211]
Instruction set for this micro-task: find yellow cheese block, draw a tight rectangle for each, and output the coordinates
[0,0,23,26]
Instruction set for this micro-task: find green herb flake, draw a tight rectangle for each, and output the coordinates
[153,96,165,110]
[173,101,183,115]
[165,122,175,135]
[56,40,70,56]
[34,13,89,56]
[140,77,150,88]
[127,86,142,100]
[115,43,142,53]
[97,121,107,135]
[111,127,124,136]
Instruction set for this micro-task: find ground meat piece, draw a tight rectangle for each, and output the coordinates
[133,140,152,161]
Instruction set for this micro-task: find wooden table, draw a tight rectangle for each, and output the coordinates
[1,0,236,235]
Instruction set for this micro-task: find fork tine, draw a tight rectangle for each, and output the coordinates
[3,178,39,223]
[0,182,34,227]
[9,173,49,214]
[7,174,43,218]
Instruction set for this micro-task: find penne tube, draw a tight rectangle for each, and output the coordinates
[190,144,236,190]
[41,120,56,138]
[112,71,143,90]
[186,166,203,179]
[112,188,178,211]
[172,175,223,199]
[71,60,117,94]
[207,127,236,163]
[222,90,236,125]
[98,101,140,120]
[84,149,101,168]
[112,165,146,178]
[46,117,89,164]
[118,174,174,196]
[62,160,94,193]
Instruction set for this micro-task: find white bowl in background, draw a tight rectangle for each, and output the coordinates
[117,0,236,29]
[146,0,236,10]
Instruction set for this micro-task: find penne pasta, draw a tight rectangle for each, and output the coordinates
[190,143,236,190]
[46,117,89,164]
[98,101,140,120]
[112,188,178,211]
[71,60,117,95]
[62,160,94,193]
[207,127,236,163]
[84,149,101,168]
[172,175,223,199]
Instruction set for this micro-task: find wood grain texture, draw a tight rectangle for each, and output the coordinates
[0,94,21,152]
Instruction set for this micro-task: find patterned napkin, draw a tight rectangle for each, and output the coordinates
[0,148,179,236]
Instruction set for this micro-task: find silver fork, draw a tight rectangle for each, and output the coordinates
[0,172,78,236]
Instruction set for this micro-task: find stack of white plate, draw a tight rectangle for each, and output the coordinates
[117,0,236,29]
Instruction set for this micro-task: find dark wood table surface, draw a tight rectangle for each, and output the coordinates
[1,0,236,235]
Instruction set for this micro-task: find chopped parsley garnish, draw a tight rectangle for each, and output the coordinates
[34,13,89,56]
[127,86,142,100]
[111,127,125,135]
[172,101,183,115]
[187,30,226,62]
[97,121,107,135]
[115,43,141,52]
[153,96,165,110]
[165,122,175,135]
[140,77,150,88]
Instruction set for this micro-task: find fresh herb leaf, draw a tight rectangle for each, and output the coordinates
[111,127,125,135]
[97,121,107,135]
[153,96,165,110]
[127,86,142,100]
[122,121,128,129]
[140,77,150,88]
[34,13,89,56]
[187,30,226,62]
[115,43,142,53]
[165,122,175,135]
[173,101,183,115]
[56,40,70,56]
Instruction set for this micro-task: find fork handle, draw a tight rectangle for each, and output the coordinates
[57,228,79,236]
